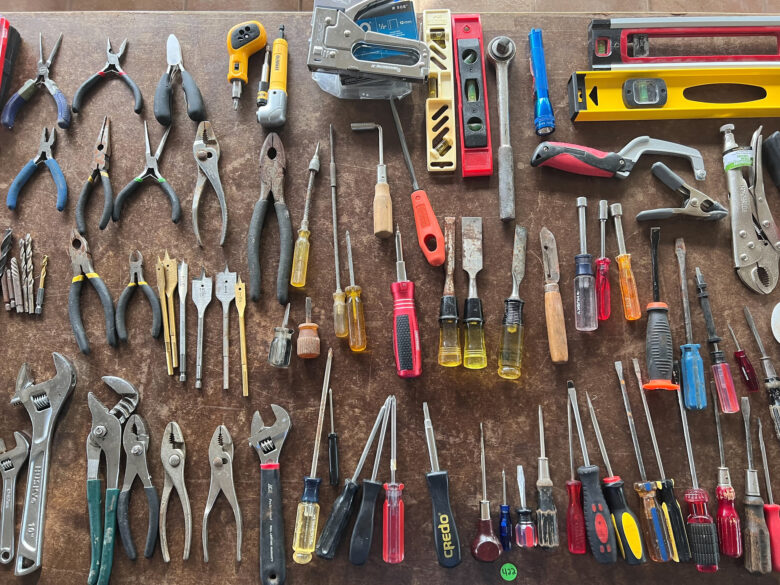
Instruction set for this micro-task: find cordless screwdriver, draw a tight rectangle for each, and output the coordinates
[227,20,267,110]
[257,25,288,128]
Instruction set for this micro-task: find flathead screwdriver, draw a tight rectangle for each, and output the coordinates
[757,418,780,572]
[743,306,780,440]
[573,197,597,331]
[499,469,513,551]
[566,400,587,555]
[515,466,536,548]
[471,423,501,562]
[610,203,641,321]
[328,387,339,486]
[345,231,367,352]
[328,125,348,338]
[497,226,527,379]
[595,200,611,321]
[383,396,404,564]
[728,323,759,393]
[711,382,742,559]
[290,142,320,288]
[536,405,559,549]
[644,227,677,391]
[675,238,706,410]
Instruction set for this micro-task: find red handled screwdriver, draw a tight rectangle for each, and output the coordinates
[566,399,587,554]
[391,227,421,378]
[711,383,742,559]
[728,324,759,393]
[596,200,611,321]
[383,396,404,564]
[515,466,536,548]
[757,418,780,572]
[471,423,502,562]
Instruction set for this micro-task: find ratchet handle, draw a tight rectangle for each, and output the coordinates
[260,464,285,585]
[531,141,621,178]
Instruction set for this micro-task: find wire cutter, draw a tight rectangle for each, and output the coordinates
[72,38,143,114]
[76,116,113,235]
[154,34,206,126]
[192,121,228,247]
[160,421,191,563]
[86,377,139,585]
[248,132,292,304]
[1,32,70,130]
[117,414,159,561]
[68,229,117,355]
[114,122,180,225]
[7,127,67,212]
[116,250,162,343]
[202,425,242,563]
[636,163,728,222]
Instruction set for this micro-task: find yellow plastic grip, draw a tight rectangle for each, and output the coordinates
[290,230,310,288]
[438,319,462,367]
[346,286,367,352]
[463,322,486,369]
[616,254,641,321]
[269,36,288,93]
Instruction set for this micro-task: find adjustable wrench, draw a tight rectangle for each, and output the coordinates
[0,432,29,564]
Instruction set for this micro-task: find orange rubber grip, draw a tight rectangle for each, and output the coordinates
[411,188,445,266]
[616,254,641,321]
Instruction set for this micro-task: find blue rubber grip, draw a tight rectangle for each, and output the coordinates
[681,343,707,410]
[7,159,37,210]
[52,90,72,129]
[1,91,26,130]
[45,159,68,211]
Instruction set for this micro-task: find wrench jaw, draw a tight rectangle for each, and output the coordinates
[11,353,76,434]
[101,376,139,425]
[248,405,291,465]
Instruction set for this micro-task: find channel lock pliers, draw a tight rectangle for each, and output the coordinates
[636,162,728,222]
[72,38,143,115]
[154,34,206,126]
[192,121,228,247]
[160,421,191,563]
[76,116,113,235]
[7,127,67,212]
[117,414,159,561]
[1,32,70,130]
[68,229,117,354]
[248,132,292,304]
[114,122,180,225]
[203,425,242,563]
[116,250,162,343]
[86,377,139,585]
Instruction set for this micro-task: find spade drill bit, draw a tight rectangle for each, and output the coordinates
[235,276,248,396]
[215,265,236,390]
[743,306,780,440]
[156,256,173,374]
[192,269,212,389]
[162,251,179,368]
[178,261,188,382]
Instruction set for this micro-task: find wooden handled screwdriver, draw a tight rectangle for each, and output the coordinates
[351,122,392,239]
[757,418,780,572]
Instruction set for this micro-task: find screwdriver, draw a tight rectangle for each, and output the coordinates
[740,396,772,574]
[675,238,707,410]
[328,387,339,486]
[711,382,742,559]
[297,297,320,359]
[566,399,587,555]
[586,391,646,564]
[609,203,641,321]
[345,231,366,352]
[515,465,537,548]
[567,381,617,563]
[383,396,404,564]
[596,200,611,321]
[290,142,320,288]
[292,349,333,565]
[227,20,267,109]
[329,125,348,339]
[470,423,501,562]
[392,227,422,378]
[499,469,513,551]
[350,122,391,238]
[498,226,527,379]
[645,227,677,391]
[632,358,691,563]
[695,267,738,413]
[614,360,671,563]
[536,405,559,549]
[461,218,486,369]
[727,323,759,393]
[316,397,390,560]
[422,402,461,568]
[743,306,780,440]
[349,396,391,565]
[757,418,780,572]
[438,217,461,367]
[267,303,293,368]
[573,197,597,332]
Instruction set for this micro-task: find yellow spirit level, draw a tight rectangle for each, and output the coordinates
[423,9,456,172]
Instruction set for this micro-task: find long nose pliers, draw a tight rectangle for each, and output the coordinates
[76,116,113,235]
[192,121,228,247]
[7,127,67,212]
[72,38,143,115]
[116,250,162,343]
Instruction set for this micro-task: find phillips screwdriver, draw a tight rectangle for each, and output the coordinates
[596,200,611,321]
[290,142,320,288]
[438,217,461,367]
[645,227,677,391]
[227,20,266,110]
[740,396,772,574]
[757,418,780,572]
[422,402,461,568]
[541,227,568,364]
[609,203,641,321]
[297,297,320,359]
[567,381,617,563]
[383,396,404,564]
[268,303,293,368]
[351,122,391,238]
[695,267,738,413]
[727,323,759,393]
[328,387,339,487]
[345,231,366,352]
[573,197,597,332]
[499,469,513,551]
[586,391,646,564]
[462,217,486,369]
[711,382,742,559]
[614,360,671,562]
[536,405,559,549]
[471,423,502,562]
[566,399,587,554]
[632,358,691,563]
[392,227,422,378]
[498,226,527,379]
[515,465,537,548]
[743,306,780,440]
[292,349,333,565]
[675,238,707,410]
[329,125,348,339]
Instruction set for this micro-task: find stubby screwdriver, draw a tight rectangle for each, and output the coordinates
[566,400,587,555]
[675,238,706,409]
[471,423,502,562]
[596,200,611,321]
[392,227,421,378]
[573,197,597,331]
[383,396,404,564]
[610,203,641,321]
[268,303,293,368]
[645,227,677,391]
[711,383,742,559]
[499,470,513,551]
[290,142,320,288]
[497,226,527,379]
[536,405,559,549]
[757,419,780,572]
[328,388,339,486]
[329,125,348,338]
[297,297,320,359]
[728,324,759,393]
[743,306,780,440]
[345,231,367,352]
[515,466,537,548]
[438,217,461,367]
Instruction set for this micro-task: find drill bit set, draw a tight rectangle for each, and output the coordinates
[0,229,47,315]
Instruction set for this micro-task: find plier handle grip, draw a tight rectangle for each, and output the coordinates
[7,127,67,212]
[636,163,728,222]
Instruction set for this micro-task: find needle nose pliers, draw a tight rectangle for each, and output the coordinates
[248,132,292,304]
[76,116,113,235]
[7,127,67,212]
[1,32,70,130]
[192,121,228,247]
[73,38,143,115]
[116,250,162,343]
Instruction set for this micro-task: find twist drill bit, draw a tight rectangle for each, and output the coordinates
[11,257,22,314]
[18,238,27,313]
[0,228,12,310]
[25,234,33,314]
[35,255,48,314]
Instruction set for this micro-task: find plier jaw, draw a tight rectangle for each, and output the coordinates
[635,162,728,222]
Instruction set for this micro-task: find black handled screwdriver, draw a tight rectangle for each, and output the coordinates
[328,387,339,486]
[644,227,678,391]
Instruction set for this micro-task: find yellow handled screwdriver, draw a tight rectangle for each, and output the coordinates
[257,25,288,128]
[497,226,527,379]
[345,231,366,352]
[438,217,461,367]
[610,203,641,321]
[329,125,348,338]
[291,142,320,288]
[227,20,267,110]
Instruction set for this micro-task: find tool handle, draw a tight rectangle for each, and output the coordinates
[656,479,691,563]
[499,505,513,551]
[715,485,742,558]
[140,283,163,339]
[763,503,780,572]
[680,344,707,410]
[684,488,719,572]
[291,501,319,564]
[425,471,461,568]
[410,189,445,266]
[159,178,181,224]
[374,182,393,238]
[391,280,422,378]
[275,201,293,305]
[115,285,135,342]
[711,361,739,413]
[96,487,119,585]
[328,433,339,486]
[566,480,587,554]
[180,69,206,122]
[382,482,405,563]
[118,486,159,560]
[316,480,359,559]
[497,301,523,379]
[0,475,17,562]
[69,278,92,354]
[290,229,310,288]
[348,480,383,565]
[734,350,759,392]
[644,303,678,390]
[515,508,537,548]
[247,198,270,301]
[602,477,645,564]
[573,272,597,332]
[536,484,559,549]
[259,464,286,585]
[633,482,671,563]
[119,72,144,113]
[530,141,621,178]
[7,159,37,211]
[72,73,102,113]
[471,518,502,562]
[154,71,174,126]
[50,87,71,129]
[651,161,685,191]
[497,144,515,221]
[346,286,367,352]
[578,465,617,564]
[333,291,348,339]
[87,478,103,585]
[43,159,68,211]
[595,257,611,321]
[113,178,141,221]
[544,285,568,364]
[0,90,27,130]
[439,318,463,368]
[463,298,486,369]
[615,254,641,321]
[744,496,772,574]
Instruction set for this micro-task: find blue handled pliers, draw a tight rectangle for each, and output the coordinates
[1,32,71,130]
[7,127,68,212]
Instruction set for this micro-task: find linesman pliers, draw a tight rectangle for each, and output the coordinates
[116,250,162,343]
[7,127,67,212]
[76,116,113,235]
[192,121,228,247]
[114,122,181,225]
[248,132,292,304]
[118,414,159,561]
[160,421,191,563]
[72,38,143,115]
[68,229,117,354]
[1,32,70,130]
[636,162,728,222]
[202,425,242,562]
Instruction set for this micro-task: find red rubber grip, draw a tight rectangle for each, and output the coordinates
[566,480,587,554]
[391,280,421,378]
[595,257,611,321]
[715,485,742,559]
[763,503,780,572]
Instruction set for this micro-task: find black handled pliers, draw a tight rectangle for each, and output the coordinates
[68,229,117,354]
[636,162,728,222]
[113,121,180,224]
[72,38,143,115]
[154,34,206,126]
[76,116,113,235]
[7,127,68,212]
[248,132,292,305]
[116,250,162,342]
[192,121,227,247]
